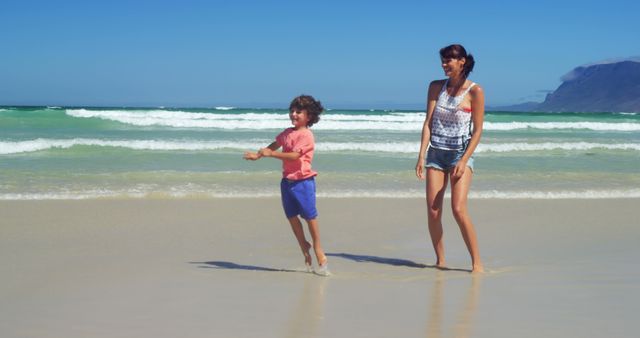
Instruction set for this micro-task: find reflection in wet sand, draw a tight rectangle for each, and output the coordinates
[426,272,481,338]
[284,276,328,338]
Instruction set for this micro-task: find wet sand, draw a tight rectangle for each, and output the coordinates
[0,198,637,338]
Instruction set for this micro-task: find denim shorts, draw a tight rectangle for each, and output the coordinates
[280,177,318,220]
[425,146,474,172]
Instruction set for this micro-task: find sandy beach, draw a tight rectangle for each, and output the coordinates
[1,198,637,338]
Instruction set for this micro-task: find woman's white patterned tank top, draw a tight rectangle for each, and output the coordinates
[430,80,476,150]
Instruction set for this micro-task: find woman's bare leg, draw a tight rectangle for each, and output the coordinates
[450,169,483,273]
[427,168,448,268]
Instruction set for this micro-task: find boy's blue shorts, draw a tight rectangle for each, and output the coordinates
[280,177,318,220]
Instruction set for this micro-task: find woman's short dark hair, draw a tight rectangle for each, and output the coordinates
[289,95,324,127]
[440,44,475,78]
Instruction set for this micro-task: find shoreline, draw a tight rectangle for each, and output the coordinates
[2,191,640,200]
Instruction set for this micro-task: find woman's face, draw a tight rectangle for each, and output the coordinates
[441,57,466,77]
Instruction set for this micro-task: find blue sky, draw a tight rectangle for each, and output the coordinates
[1,0,638,108]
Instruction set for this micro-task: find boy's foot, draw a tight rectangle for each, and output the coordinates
[303,242,313,272]
[315,257,331,276]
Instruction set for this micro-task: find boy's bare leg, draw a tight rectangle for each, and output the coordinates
[427,168,448,268]
[288,216,312,267]
[450,169,484,273]
[305,218,326,266]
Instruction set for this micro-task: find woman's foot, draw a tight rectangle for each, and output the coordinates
[471,263,484,273]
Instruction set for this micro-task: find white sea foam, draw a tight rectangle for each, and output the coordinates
[469,189,640,199]
[323,142,640,153]
[324,189,640,199]
[0,138,417,154]
[0,190,154,200]
[477,142,640,152]
[322,113,425,122]
[319,142,418,153]
[0,138,265,155]
[2,139,639,155]
[484,121,640,131]
[65,109,640,131]
[1,189,639,200]
[333,141,639,153]
[215,106,236,110]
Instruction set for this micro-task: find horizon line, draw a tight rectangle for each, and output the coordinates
[0,101,538,110]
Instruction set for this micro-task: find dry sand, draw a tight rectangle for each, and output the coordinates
[1,198,637,338]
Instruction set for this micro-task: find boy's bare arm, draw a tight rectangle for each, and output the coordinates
[244,141,303,161]
[261,149,301,161]
[256,141,302,161]
[243,142,280,161]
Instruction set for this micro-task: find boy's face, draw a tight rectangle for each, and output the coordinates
[289,109,310,129]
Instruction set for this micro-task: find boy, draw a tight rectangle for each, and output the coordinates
[243,95,329,276]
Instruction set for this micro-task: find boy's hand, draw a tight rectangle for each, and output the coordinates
[258,148,273,157]
[243,151,260,161]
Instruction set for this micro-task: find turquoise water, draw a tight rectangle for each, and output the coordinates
[1,106,639,199]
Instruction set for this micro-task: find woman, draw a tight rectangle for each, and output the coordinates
[416,44,485,273]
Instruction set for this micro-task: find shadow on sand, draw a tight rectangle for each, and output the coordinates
[191,261,303,273]
[192,254,471,274]
[327,252,471,272]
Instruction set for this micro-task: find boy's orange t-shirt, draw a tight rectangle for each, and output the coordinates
[275,127,317,180]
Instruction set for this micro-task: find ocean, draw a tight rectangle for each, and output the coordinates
[1,106,639,200]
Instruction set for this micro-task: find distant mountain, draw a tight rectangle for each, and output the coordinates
[538,61,640,112]
[493,60,640,113]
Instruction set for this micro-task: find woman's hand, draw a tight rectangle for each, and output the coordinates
[416,158,426,180]
[451,159,467,179]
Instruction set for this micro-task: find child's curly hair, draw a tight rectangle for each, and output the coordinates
[289,95,324,127]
